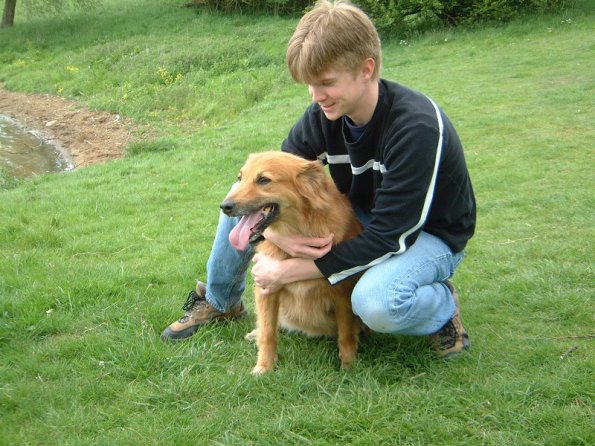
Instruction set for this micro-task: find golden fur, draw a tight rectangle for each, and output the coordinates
[221,151,364,375]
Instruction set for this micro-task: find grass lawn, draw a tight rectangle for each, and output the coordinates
[0,1,593,444]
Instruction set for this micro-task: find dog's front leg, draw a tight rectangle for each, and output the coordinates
[334,298,360,371]
[252,289,280,375]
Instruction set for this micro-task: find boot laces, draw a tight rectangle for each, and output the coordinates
[177,290,208,323]
[182,290,202,311]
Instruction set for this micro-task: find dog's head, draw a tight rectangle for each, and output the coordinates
[220,151,328,251]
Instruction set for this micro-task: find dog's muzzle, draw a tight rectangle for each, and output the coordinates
[220,200,279,251]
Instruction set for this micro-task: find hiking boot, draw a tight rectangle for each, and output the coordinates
[160,281,247,341]
[430,281,470,358]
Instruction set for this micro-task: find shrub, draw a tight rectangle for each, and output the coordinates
[186,0,573,36]
[356,0,573,36]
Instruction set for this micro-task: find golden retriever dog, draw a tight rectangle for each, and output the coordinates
[220,151,364,375]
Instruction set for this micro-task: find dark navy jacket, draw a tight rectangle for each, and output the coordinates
[282,79,476,284]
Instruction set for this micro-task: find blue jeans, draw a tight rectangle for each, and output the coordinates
[204,211,254,313]
[204,209,465,336]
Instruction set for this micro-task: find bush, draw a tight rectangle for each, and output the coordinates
[356,0,573,36]
[187,0,573,36]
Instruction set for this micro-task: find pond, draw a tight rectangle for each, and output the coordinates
[0,114,74,178]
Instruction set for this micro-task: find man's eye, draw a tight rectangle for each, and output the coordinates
[256,176,271,185]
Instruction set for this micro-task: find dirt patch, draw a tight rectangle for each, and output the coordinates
[0,85,148,168]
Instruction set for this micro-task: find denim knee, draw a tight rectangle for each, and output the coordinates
[352,283,438,335]
[352,287,401,333]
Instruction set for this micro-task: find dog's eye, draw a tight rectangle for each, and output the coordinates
[256,175,271,185]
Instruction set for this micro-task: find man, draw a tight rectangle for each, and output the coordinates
[161,0,476,359]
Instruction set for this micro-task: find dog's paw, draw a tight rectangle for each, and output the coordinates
[340,356,357,371]
[244,328,258,342]
[251,364,272,376]
[340,361,352,372]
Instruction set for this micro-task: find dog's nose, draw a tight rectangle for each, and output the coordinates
[220,200,235,216]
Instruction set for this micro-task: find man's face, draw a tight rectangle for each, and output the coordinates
[307,63,374,126]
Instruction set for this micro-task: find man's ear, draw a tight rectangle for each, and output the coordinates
[361,58,375,80]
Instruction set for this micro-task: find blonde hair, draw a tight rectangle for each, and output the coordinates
[287,0,382,84]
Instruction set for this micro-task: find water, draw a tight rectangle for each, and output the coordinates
[0,114,74,178]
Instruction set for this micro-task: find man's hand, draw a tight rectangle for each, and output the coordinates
[263,228,333,259]
[252,253,285,295]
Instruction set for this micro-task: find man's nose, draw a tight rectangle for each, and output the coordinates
[309,85,324,102]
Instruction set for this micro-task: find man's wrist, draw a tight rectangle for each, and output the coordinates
[283,258,324,283]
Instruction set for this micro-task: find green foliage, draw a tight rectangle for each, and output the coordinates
[18,0,101,18]
[189,0,574,36]
[356,0,444,36]
[0,0,295,133]
[185,0,311,15]
[439,0,572,25]
[356,0,574,36]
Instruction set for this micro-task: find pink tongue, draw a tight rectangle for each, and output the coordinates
[229,212,263,251]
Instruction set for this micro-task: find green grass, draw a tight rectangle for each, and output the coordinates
[1,1,594,444]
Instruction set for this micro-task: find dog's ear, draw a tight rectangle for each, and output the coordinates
[295,160,329,210]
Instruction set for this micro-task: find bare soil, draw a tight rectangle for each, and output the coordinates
[0,85,147,168]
